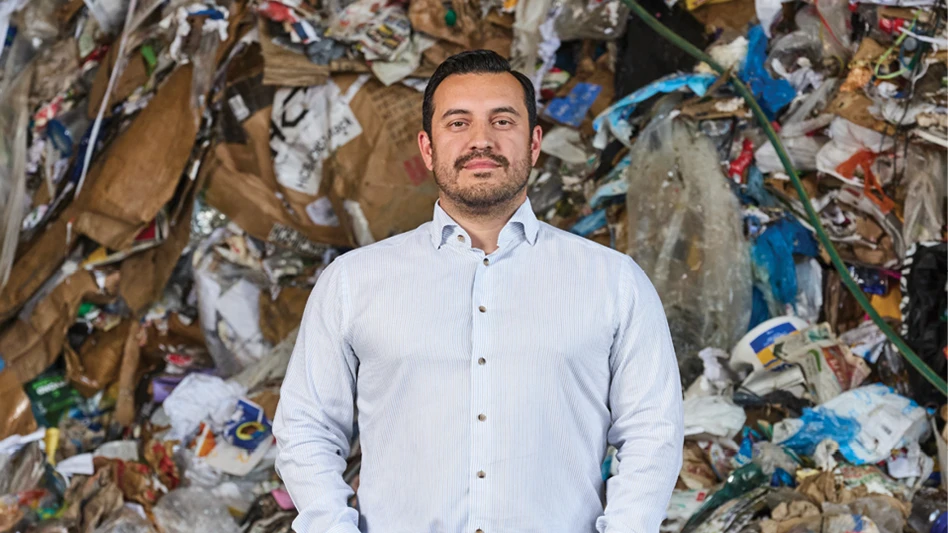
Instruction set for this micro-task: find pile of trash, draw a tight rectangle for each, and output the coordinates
[0,0,945,530]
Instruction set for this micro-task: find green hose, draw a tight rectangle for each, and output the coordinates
[619,0,948,397]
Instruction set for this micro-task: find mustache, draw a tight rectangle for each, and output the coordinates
[454,150,510,171]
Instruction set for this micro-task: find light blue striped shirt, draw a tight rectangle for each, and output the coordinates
[274,197,684,533]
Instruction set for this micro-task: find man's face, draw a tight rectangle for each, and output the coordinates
[418,72,542,215]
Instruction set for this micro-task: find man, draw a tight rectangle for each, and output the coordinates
[274,50,683,533]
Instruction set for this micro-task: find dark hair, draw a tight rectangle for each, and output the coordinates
[422,50,537,138]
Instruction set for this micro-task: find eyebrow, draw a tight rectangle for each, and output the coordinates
[491,106,521,116]
[441,109,471,119]
[440,106,523,120]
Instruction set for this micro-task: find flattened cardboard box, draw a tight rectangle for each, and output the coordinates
[328,76,440,244]
[0,211,74,323]
[0,367,37,441]
[74,65,199,251]
[0,269,99,385]
[409,0,513,56]
[65,321,132,397]
[205,68,352,250]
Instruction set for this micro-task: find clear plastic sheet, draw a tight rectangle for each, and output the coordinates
[152,488,240,533]
[192,228,272,377]
[554,0,629,41]
[902,145,947,247]
[92,507,158,533]
[625,115,753,385]
[0,60,31,289]
[0,0,62,95]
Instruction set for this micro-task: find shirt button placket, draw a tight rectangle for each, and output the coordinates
[471,250,490,529]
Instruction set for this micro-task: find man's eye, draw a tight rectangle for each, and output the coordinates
[495,120,511,126]
[450,121,466,128]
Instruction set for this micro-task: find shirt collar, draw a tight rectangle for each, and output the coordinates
[428,197,540,250]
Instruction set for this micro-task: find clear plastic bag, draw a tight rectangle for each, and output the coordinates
[92,507,158,533]
[0,59,31,290]
[823,496,908,533]
[152,488,241,533]
[192,228,272,377]
[625,115,752,385]
[902,145,947,247]
[752,442,799,476]
[554,0,629,41]
[765,31,823,80]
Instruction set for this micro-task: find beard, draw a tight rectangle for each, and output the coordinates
[432,148,532,215]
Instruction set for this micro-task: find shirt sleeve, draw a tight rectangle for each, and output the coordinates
[596,258,684,533]
[273,259,361,533]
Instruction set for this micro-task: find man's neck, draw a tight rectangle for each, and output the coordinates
[439,194,526,254]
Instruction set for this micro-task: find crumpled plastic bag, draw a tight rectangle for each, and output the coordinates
[92,507,157,533]
[192,228,273,377]
[816,117,894,185]
[683,395,746,440]
[902,146,947,247]
[740,25,796,119]
[624,115,752,384]
[162,373,247,442]
[773,383,931,465]
[152,488,240,533]
[593,73,716,149]
[553,0,628,41]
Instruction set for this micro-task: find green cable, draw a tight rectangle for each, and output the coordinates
[620,0,948,397]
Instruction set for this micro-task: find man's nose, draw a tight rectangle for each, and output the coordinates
[467,121,496,152]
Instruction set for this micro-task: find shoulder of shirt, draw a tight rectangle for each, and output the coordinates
[323,224,429,270]
[536,221,641,273]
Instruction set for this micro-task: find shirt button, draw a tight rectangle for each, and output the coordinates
[478,413,486,421]
[478,357,486,365]
[483,258,489,266]
[478,305,486,313]
[457,234,465,242]
[477,470,486,478]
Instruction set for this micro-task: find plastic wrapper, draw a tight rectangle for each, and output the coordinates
[554,0,629,41]
[822,513,881,533]
[152,488,240,533]
[663,488,716,533]
[902,146,947,248]
[624,115,752,385]
[687,483,770,533]
[808,0,852,61]
[192,228,273,377]
[91,507,158,533]
[751,442,799,476]
[683,396,746,440]
[161,373,246,442]
[766,31,823,77]
[84,0,133,36]
[773,384,931,465]
[740,25,796,119]
[0,59,30,289]
[593,73,716,149]
[0,441,46,496]
[0,0,62,91]
[822,496,909,533]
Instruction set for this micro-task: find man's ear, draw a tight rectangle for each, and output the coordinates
[530,125,543,166]
[418,131,434,171]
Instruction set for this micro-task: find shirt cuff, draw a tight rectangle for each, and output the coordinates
[324,522,361,533]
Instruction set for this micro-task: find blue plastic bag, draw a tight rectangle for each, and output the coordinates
[592,73,717,148]
[751,217,819,313]
[739,26,796,120]
[777,406,862,457]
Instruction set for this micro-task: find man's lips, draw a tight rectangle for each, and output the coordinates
[463,159,501,170]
